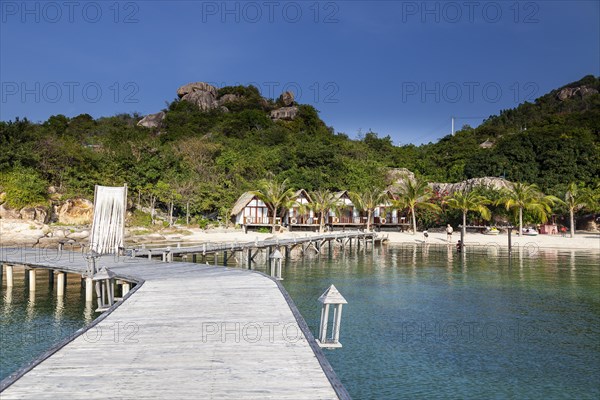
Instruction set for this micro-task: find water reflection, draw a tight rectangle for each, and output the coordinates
[279,245,600,400]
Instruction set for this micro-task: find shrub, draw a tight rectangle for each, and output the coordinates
[0,167,48,209]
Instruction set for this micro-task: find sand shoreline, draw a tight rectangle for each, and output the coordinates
[1,220,599,252]
[135,227,600,252]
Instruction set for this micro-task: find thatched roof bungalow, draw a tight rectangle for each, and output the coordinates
[230,192,270,226]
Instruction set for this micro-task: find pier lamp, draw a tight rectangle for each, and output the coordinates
[269,248,283,280]
[93,266,117,312]
[316,285,347,349]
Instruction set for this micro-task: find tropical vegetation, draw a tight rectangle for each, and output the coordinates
[0,76,598,230]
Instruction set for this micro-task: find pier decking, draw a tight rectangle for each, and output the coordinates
[0,246,350,399]
[132,231,383,265]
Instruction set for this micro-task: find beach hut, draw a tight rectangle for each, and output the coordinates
[329,191,361,225]
[230,192,271,229]
[286,190,316,227]
[373,190,398,225]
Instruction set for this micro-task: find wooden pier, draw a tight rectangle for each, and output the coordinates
[0,246,351,399]
[131,231,384,266]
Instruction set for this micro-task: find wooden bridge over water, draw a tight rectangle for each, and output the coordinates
[0,232,382,398]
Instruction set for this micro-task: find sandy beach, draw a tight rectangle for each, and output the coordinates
[1,218,599,253]
[132,227,600,252]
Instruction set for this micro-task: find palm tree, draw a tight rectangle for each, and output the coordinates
[446,190,492,240]
[391,176,440,235]
[563,182,597,238]
[497,182,560,235]
[308,190,341,233]
[349,189,388,232]
[252,179,296,233]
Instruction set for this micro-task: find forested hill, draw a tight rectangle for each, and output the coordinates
[0,76,598,219]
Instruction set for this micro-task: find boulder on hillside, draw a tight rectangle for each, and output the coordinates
[270,106,298,120]
[386,168,416,191]
[57,198,94,225]
[431,177,513,195]
[137,111,165,128]
[280,91,294,106]
[218,93,240,105]
[177,82,218,98]
[556,86,599,101]
[177,82,220,111]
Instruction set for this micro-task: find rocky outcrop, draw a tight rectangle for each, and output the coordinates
[56,198,94,225]
[19,206,49,224]
[137,111,165,128]
[0,203,21,219]
[431,177,513,194]
[177,82,219,111]
[556,86,599,101]
[280,91,294,106]
[270,106,298,121]
[387,169,513,194]
[177,82,218,98]
[218,93,240,105]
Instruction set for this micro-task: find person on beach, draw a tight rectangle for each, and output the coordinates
[423,230,429,242]
[446,224,453,242]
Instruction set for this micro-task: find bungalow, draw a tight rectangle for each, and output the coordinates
[373,191,400,225]
[328,191,362,225]
[285,190,316,227]
[230,192,271,228]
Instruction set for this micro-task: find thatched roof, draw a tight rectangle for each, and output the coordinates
[293,189,312,203]
[230,192,257,216]
[333,190,349,200]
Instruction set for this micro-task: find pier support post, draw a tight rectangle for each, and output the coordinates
[122,282,130,296]
[57,272,65,296]
[223,251,227,266]
[29,269,37,291]
[6,265,14,287]
[246,248,252,269]
[49,269,55,287]
[85,277,94,302]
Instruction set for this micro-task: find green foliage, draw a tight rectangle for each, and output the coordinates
[129,210,153,227]
[1,77,597,226]
[0,166,49,208]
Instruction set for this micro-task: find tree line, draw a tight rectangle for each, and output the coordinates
[0,77,598,226]
[252,178,600,238]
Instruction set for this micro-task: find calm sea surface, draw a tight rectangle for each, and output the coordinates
[0,268,99,381]
[274,244,600,399]
[1,243,599,399]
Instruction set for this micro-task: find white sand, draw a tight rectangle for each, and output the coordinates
[154,227,600,252]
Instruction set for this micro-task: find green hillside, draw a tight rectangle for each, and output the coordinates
[1,76,598,220]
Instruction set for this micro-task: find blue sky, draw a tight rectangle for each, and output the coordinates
[1,0,598,144]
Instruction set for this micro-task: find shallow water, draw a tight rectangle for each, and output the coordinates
[1,244,599,399]
[0,268,100,381]
[271,245,600,399]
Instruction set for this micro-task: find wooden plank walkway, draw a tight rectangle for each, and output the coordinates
[0,248,349,399]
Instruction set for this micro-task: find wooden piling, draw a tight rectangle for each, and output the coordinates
[29,269,36,291]
[6,264,14,287]
[57,272,65,296]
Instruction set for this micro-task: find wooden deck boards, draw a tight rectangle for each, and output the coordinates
[0,248,345,399]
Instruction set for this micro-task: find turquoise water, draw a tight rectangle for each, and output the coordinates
[2,244,599,398]
[0,268,99,382]
[273,244,600,399]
